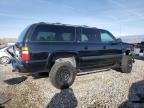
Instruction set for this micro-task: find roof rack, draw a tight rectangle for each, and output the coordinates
[38,22,46,24]
[37,22,98,29]
[53,22,62,24]
[82,25,88,27]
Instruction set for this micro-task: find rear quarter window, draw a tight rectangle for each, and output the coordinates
[37,32,56,41]
[31,25,75,42]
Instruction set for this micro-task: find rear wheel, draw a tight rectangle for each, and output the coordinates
[0,56,10,64]
[49,62,77,89]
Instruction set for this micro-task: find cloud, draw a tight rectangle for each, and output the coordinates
[107,0,144,22]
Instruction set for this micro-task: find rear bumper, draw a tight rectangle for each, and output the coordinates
[11,57,48,73]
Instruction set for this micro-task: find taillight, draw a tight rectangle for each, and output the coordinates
[21,47,29,61]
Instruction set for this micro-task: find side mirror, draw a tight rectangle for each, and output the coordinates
[111,38,122,45]
[116,38,122,43]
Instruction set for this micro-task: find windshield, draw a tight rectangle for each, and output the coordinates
[17,26,30,43]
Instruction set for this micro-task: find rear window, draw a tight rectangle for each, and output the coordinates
[17,26,30,42]
[31,25,75,42]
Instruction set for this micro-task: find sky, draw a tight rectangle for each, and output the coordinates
[0,0,144,38]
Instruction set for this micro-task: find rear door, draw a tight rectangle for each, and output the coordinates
[99,30,122,64]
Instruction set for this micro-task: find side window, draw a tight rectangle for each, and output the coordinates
[81,34,88,42]
[80,28,100,43]
[37,32,56,41]
[100,31,115,43]
[62,33,73,41]
[31,25,75,42]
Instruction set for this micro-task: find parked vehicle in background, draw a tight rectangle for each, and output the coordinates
[0,45,12,64]
[139,41,144,52]
[133,43,140,56]
[138,42,144,57]
[10,22,134,89]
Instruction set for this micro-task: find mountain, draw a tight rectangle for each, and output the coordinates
[119,35,144,43]
[0,38,16,45]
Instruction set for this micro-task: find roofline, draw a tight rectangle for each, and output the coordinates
[33,22,98,29]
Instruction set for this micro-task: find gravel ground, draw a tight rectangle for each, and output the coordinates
[0,59,144,108]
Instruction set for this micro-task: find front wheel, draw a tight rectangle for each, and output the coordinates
[49,62,77,89]
[121,55,133,73]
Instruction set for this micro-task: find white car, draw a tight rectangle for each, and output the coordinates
[0,45,12,64]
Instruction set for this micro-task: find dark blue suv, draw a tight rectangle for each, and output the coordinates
[11,22,134,89]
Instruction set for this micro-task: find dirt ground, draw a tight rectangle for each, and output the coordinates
[0,58,144,108]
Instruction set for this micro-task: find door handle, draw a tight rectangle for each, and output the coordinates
[84,46,88,50]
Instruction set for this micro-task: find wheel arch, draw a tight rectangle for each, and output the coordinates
[46,51,80,70]
[123,48,131,56]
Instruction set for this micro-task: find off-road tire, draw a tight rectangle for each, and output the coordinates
[121,55,133,73]
[49,61,77,89]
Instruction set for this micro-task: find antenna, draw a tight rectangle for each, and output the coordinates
[120,23,122,36]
